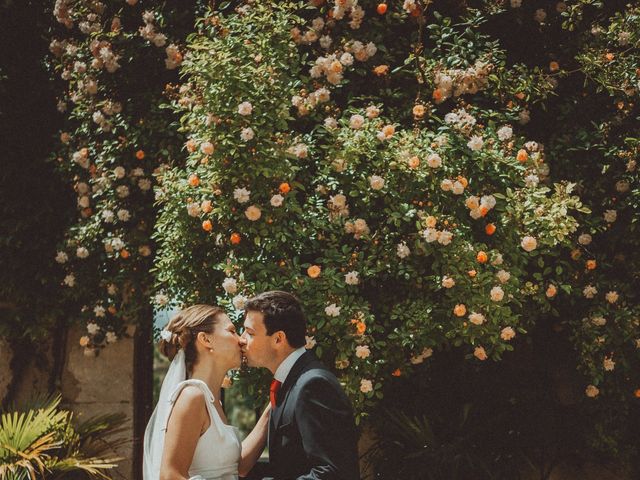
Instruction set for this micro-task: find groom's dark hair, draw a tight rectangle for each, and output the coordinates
[245,291,306,348]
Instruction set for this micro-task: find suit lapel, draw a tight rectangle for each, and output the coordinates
[271,351,316,429]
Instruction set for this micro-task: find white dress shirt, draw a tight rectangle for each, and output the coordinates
[273,347,306,384]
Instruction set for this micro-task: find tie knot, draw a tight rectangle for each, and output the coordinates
[270,379,282,393]
[269,379,282,408]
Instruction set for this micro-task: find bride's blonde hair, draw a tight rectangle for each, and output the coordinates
[158,304,225,373]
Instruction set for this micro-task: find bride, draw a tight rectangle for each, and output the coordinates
[144,304,270,480]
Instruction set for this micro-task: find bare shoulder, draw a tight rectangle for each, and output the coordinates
[171,385,207,418]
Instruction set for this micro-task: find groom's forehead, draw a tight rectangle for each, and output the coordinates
[244,310,265,328]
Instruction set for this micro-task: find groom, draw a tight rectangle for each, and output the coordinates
[239,290,360,480]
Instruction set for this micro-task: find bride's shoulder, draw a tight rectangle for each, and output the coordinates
[169,380,209,407]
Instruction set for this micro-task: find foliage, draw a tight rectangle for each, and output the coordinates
[0,395,126,480]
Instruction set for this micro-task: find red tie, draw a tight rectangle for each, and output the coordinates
[270,379,282,408]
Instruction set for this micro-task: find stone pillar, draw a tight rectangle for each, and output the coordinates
[61,326,137,479]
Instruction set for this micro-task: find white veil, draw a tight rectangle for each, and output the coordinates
[143,349,186,480]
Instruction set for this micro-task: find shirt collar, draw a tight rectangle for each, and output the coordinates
[274,347,306,384]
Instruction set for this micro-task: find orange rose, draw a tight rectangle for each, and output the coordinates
[515,92,525,100]
[230,232,241,245]
[376,3,387,14]
[476,251,488,263]
[120,249,130,259]
[586,259,597,270]
[413,104,426,118]
[485,223,496,235]
[392,368,401,377]
[432,88,443,102]
[373,64,390,76]
[202,220,212,232]
[408,156,420,169]
[468,269,477,278]
[549,61,559,72]
[457,176,468,188]
[516,149,528,162]
[604,52,615,62]
[279,182,291,194]
[108,305,117,315]
[307,265,321,278]
[382,124,395,137]
[356,321,366,335]
[136,149,145,160]
[453,304,467,317]
[186,139,197,153]
[188,174,200,187]
[635,389,640,398]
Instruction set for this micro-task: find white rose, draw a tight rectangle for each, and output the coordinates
[497,125,513,140]
[76,247,89,259]
[64,274,76,287]
[605,291,619,304]
[114,166,126,179]
[55,251,68,264]
[360,379,373,393]
[467,135,484,151]
[325,303,341,317]
[469,312,485,325]
[233,187,251,203]
[94,305,106,317]
[238,101,253,116]
[603,209,617,223]
[355,345,370,359]
[578,233,592,245]
[603,357,615,371]
[426,153,442,168]
[232,294,247,310]
[240,127,255,141]
[500,326,516,341]
[270,194,284,207]
[324,117,338,130]
[245,205,262,221]
[591,316,607,326]
[583,285,597,299]
[496,270,511,284]
[369,175,385,190]
[451,181,465,195]
[521,236,537,252]
[345,271,360,285]
[349,114,365,129]
[117,209,131,222]
[396,242,410,259]
[441,276,455,288]
[438,230,453,246]
[222,277,238,294]
[105,331,118,343]
[490,286,505,302]
[87,322,100,335]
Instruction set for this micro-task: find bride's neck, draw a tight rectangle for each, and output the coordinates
[190,361,225,402]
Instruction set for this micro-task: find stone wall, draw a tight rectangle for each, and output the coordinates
[0,329,137,480]
[61,326,136,479]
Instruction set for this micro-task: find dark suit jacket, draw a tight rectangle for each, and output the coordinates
[265,351,360,480]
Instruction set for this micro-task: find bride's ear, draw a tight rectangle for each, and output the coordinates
[197,331,214,352]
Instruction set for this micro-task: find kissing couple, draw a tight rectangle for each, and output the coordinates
[143,290,360,480]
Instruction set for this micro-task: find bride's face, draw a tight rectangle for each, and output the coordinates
[210,314,242,370]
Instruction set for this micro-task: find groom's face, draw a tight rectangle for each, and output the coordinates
[240,310,275,369]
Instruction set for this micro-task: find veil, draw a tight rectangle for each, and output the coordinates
[143,349,186,480]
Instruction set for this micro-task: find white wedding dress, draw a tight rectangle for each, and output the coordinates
[143,350,242,480]
[168,379,242,480]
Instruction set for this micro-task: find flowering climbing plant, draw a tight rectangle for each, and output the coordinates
[48,0,205,353]
[153,1,593,419]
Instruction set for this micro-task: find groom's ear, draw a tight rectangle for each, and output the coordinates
[273,330,287,346]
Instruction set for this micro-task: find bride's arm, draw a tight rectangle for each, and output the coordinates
[238,403,271,477]
[160,387,209,480]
